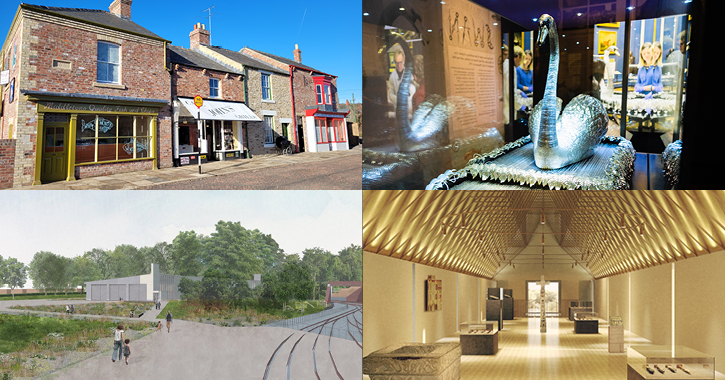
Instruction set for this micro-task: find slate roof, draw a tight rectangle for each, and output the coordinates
[21,3,166,41]
[168,45,243,75]
[202,45,289,76]
[243,47,335,77]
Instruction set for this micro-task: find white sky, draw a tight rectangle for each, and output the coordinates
[0,191,362,268]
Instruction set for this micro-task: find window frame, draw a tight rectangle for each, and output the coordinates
[96,41,121,84]
[209,77,220,98]
[316,84,324,105]
[263,115,275,145]
[261,73,272,101]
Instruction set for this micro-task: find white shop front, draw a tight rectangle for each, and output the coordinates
[173,97,261,166]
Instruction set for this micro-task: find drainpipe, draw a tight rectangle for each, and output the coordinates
[243,65,251,158]
[164,41,176,167]
[289,66,298,153]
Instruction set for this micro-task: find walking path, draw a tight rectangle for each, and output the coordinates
[18,146,361,190]
[0,299,361,379]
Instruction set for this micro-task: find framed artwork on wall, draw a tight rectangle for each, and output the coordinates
[598,30,618,54]
[425,275,442,311]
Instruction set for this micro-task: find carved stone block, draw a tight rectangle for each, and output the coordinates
[363,343,461,380]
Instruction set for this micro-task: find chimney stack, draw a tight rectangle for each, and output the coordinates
[293,44,301,63]
[190,23,211,50]
[109,0,132,19]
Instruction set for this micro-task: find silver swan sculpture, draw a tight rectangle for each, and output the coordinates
[529,14,609,169]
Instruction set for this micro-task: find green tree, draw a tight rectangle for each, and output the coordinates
[301,247,333,299]
[338,244,362,281]
[85,248,112,280]
[262,261,313,306]
[68,254,102,292]
[141,242,172,274]
[3,257,27,300]
[29,251,69,294]
[204,221,265,298]
[169,231,205,276]
[178,277,202,299]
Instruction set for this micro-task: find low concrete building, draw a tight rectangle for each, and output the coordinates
[85,263,200,302]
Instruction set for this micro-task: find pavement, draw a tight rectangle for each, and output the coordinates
[19,145,361,190]
[0,299,361,380]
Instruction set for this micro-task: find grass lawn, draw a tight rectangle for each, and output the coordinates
[9,302,154,317]
[157,299,326,327]
[0,314,153,378]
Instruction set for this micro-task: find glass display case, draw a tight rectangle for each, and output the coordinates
[627,346,714,380]
[573,311,597,320]
[363,0,692,190]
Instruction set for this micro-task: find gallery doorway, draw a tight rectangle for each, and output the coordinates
[526,280,561,317]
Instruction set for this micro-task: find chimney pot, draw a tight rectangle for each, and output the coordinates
[293,44,302,63]
[190,23,211,50]
[109,0,132,19]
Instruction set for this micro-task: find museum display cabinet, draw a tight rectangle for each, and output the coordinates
[362,0,705,190]
[609,316,624,353]
[573,311,599,334]
[569,306,593,321]
[363,342,462,380]
[627,346,715,380]
[460,328,499,355]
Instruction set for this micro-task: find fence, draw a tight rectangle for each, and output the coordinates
[265,303,363,342]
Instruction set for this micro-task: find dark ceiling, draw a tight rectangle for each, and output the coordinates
[471,0,691,31]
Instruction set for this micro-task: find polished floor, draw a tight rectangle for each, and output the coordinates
[365,317,725,380]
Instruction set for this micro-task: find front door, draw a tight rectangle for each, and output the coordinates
[41,122,69,183]
[297,124,305,152]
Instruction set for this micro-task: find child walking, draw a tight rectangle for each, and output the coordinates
[123,338,131,365]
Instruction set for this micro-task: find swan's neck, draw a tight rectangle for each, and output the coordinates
[539,22,559,148]
[396,61,413,150]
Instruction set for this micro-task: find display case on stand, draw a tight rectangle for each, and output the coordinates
[609,316,624,353]
[573,311,599,334]
[627,346,715,380]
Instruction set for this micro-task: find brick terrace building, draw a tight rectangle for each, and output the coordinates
[0,0,172,188]
[187,27,294,157]
[169,36,259,166]
[240,45,350,153]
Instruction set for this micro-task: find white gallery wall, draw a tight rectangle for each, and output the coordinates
[363,251,493,357]
[596,250,725,375]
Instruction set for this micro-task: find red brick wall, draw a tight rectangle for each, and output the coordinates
[0,139,16,189]
[75,159,153,179]
[172,64,245,101]
[3,9,174,185]
[25,16,169,99]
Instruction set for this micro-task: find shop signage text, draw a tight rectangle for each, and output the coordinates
[40,101,155,114]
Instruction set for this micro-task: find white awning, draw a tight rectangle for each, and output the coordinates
[178,97,261,121]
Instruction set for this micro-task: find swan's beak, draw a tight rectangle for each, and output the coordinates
[537,27,548,46]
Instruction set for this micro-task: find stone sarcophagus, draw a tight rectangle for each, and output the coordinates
[363,343,461,380]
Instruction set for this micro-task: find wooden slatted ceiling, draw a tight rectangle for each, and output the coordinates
[362,191,725,279]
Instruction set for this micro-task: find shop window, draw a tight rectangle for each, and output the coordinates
[210,78,219,98]
[76,114,152,164]
[97,42,120,84]
[335,119,346,142]
[315,118,327,143]
[264,115,274,145]
[261,73,272,100]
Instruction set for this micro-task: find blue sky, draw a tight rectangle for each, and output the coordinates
[0,191,362,270]
[0,0,361,103]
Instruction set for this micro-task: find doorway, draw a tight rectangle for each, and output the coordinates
[526,280,561,317]
[41,121,69,183]
[297,124,305,152]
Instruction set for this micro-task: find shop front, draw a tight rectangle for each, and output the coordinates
[26,93,166,185]
[305,108,350,153]
[174,97,261,166]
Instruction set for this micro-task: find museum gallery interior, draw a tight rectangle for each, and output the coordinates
[362,190,725,380]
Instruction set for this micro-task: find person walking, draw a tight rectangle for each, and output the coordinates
[123,339,131,365]
[112,324,124,362]
[165,311,173,333]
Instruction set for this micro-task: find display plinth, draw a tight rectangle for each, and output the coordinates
[609,325,624,353]
[427,135,635,190]
[627,345,715,380]
[363,343,461,380]
[460,330,498,355]
[574,319,599,334]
